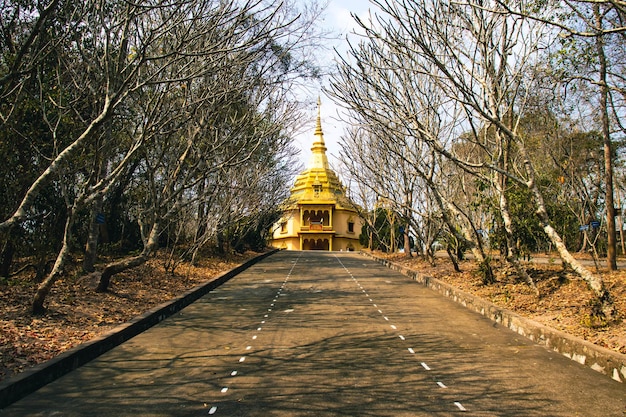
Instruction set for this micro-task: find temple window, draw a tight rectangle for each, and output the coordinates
[309,211,324,230]
[280,222,287,233]
[348,221,354,233]
[313,184,322,197]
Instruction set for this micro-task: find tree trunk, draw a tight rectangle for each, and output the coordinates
[403,224,412,257]
[388,210,395,253]
[595,5,617,270]
[32,214,74,314]
[446,246,461,272]
[417,162,493,279]
[579,229,589,253]
[443,198,492,274]
[83,199,104,273]
[496,172,538,294]
[617,188,625,255]
[519,138,616,318]
[96,221,160,292]
[0,237,14,278]
[83,155,108,273]
[535,194,615,318]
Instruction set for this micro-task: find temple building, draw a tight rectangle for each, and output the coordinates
[270,100,364,251]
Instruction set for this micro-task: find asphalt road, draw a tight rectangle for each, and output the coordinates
[2,251,624,416]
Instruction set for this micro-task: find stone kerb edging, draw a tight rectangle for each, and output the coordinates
[361,251,626,383]
[0,249,279,410]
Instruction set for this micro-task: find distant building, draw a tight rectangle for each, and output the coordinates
[270,100,363,251]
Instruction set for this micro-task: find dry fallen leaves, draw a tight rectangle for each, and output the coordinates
[0,253,255,382]
[382,252,626,355]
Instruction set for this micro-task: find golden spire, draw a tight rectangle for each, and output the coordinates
[308,96,329,169]
[289,95,346,201]
[314,96,324,138]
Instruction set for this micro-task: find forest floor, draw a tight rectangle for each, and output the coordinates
[0,252,257,383]
[379,251,626,356]
[1,250,625,384]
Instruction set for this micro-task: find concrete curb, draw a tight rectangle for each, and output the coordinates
[0,249,279,409]
[362,251,626,383]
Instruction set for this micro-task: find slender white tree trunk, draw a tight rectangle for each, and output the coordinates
[32,211,75,314]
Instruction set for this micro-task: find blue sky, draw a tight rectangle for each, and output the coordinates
[292,0,372,168]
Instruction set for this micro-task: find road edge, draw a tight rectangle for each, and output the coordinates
[362,251,626,384]
[0,249,279,409]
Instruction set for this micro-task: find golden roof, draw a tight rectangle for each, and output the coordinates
[289,98,347,205]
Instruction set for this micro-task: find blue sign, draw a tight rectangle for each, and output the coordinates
[579,225,589,231]
[96,213,105,224]
[590,221,600,228]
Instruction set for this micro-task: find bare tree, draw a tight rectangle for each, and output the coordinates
[328,0,616,316]
[328,13,493,277]
[19,0,322,312]
[95,68,304,292]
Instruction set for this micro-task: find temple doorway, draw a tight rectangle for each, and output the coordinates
[302,238,330,250]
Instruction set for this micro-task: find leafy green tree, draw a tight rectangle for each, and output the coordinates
[499,0,626,270]
[360,207,403,253]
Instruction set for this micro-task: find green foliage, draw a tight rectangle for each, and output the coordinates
[230,210,282,253]
[361,208,403,252]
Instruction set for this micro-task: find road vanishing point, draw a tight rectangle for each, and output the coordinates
[1,251,624,416]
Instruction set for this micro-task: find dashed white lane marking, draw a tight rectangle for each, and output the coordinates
[209,254,302,416]
[335,255,462,413]
[454,402,467,411]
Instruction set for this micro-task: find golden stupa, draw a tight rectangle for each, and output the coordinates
[270,99,363,251]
